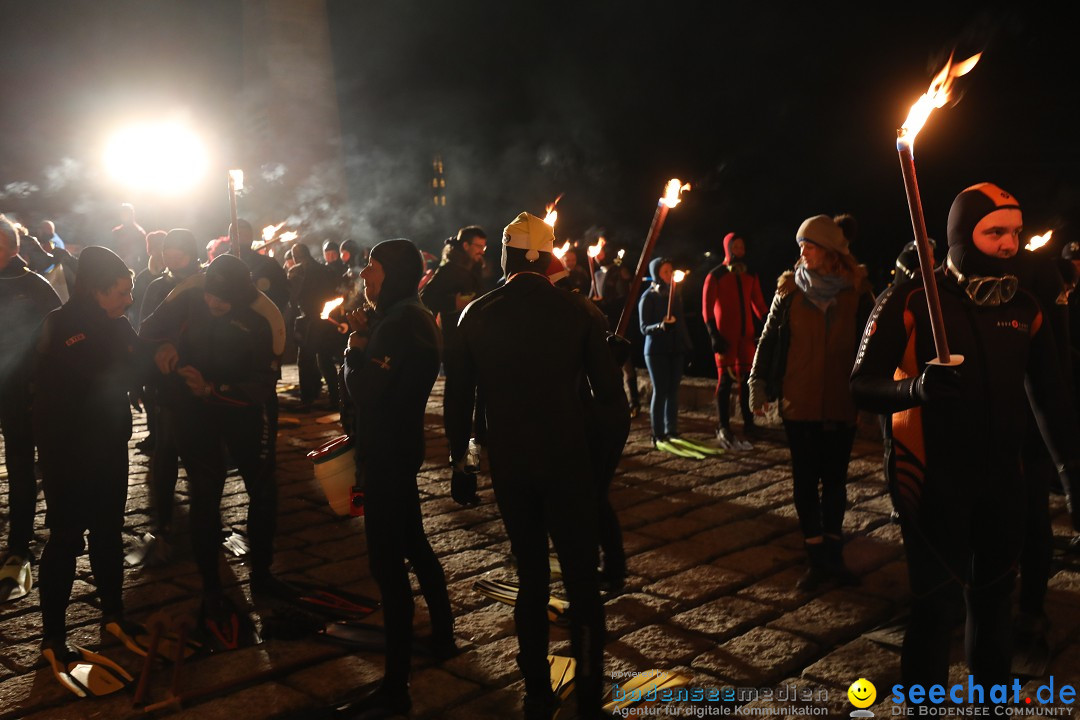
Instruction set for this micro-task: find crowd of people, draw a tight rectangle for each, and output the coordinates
[1,183,1080,716]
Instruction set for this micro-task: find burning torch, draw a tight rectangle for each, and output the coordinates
[896,52,980,365]
[227,169,244,257]
[615,178,691,338]
[1025,230,1052,253]
[666,269,685,320]
[587,237,605,299]
[320,297,348,333]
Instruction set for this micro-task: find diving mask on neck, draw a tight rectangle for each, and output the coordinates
[947,256,1018,307]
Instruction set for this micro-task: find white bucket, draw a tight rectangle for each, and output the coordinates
[307,435,356,516]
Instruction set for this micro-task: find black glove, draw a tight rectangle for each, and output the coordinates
[451,469,480,507]
[606,333,631,367]
[911,363,962,405]
[709,332,729,355]
[1059,466,1080,532]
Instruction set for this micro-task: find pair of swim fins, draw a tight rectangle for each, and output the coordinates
[474,577,570,626]
[42,644,134,698]
[655,436,725,460]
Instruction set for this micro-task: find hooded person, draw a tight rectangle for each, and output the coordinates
[639,256,693,446]
[341,238,455,716]
[444,212,628,720]
[851,183,1080,692]
[702,232,767,449]
[32,246,160,687]
[140,253,279,629]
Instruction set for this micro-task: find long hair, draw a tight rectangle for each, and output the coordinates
[798,248,860,281]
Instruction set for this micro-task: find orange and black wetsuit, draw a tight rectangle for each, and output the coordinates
[851,266,1076,691]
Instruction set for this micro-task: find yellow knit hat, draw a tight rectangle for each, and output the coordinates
[502,212,555,261]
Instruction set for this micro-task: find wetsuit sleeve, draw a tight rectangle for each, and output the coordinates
[1025,311,1080,470]
[849,284,922,414]
[701,270,720,340]
[444,303,478,465]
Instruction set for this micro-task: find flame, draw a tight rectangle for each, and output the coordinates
[1025,230,1052,252]
[543,193,564,227]
[552,241,570,260]
[672,269,686,284]
[228,168,244,191]
[587,237,605,259]
[262,222,285,243]
[660,178,691,208]
[279,231,298,244]
[900,52,981,144]
[320,297,344,320]
[617,249,626,260]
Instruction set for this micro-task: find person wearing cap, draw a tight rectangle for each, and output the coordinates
[445,212,627,720]
[639,257,693,446]
[750,215,874,591]
[32,246,155,665]
[339,238,455,716]
[0,215,61,588]
[322,239,347,278]
[851,183,1080,691]
[232,219,289,314]
[702,232,767,449]
[141,254,279,613]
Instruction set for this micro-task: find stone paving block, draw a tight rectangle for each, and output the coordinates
[714,543,802,580]
[612,623,715,667]
[444,685,524,720]
[801,637,900,689]
[427,528,492,557]
[441,634,522,687]
[620,530,662,557]
[603,592,678,637]
[281,653,385,705]
[410,666,484,718]
[441,549,507,583]
[671,596,777,642]
[768,589,893,646]
[169,681,312,720]
[619,496,696,528]
[842,533,904,576]
[629,540,717,580]
[643,564,747,603]
[858,560,909,601]
[635,516,709,541]
[686,516,790,560]
[735,567,821,610]
[0,667,81,719]
[691,626,819,686]
[454,604,517,645]
[683,500,759,526]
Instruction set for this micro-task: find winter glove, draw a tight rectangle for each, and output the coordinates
[911,363,962,405]
[709,332,729,355]
[451,468,480,507]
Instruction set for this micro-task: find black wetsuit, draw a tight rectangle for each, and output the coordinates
[343,295,452,695]
[33,296,150,643]
[851,268,1076,689]
[141,286,276,594]
[445,272,628,715]
[0,258,61,558]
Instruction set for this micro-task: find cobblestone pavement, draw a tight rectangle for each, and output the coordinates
[1,367,1078,719]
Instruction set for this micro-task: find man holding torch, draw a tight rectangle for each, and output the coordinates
[850,183,1080,691]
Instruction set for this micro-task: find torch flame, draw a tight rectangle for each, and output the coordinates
[228,168,244,191]
[587,237,605,259]
[672,269,686,284]
[900,52,982,144]
[262,222,285,243]
[1025,230,1052,252]
[660,178,692,208]
[320,297,344,320]
[543,193,564,227]
[279,231,298,244]
[552,241,570,260]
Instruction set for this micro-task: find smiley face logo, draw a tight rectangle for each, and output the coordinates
[848,678,876,708]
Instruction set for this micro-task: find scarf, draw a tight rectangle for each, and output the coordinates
[794,265,852,312]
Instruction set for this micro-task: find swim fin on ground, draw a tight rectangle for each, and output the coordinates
[105,618,201,661]
[268,577,381,621]
[473,577,569,626]
[668,436,725,456]
[0,555,32,604]
[655,439,705,460]
[42,643,134,698]
[548,654,577,701]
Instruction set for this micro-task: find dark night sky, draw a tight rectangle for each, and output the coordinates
[0,1,1077,292]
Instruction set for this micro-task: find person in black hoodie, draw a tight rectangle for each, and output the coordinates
[342,238,455,716]
[0,216,61,578]
[141,255,277,613]
[33,246,153,665]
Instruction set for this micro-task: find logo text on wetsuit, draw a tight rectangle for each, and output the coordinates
[995,319,1029,333]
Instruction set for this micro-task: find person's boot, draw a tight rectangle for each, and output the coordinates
[797,541,830,592]
[823,535,859,586]
[715,427,738,450]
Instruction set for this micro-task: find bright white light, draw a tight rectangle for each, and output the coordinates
[104,122,208,195]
